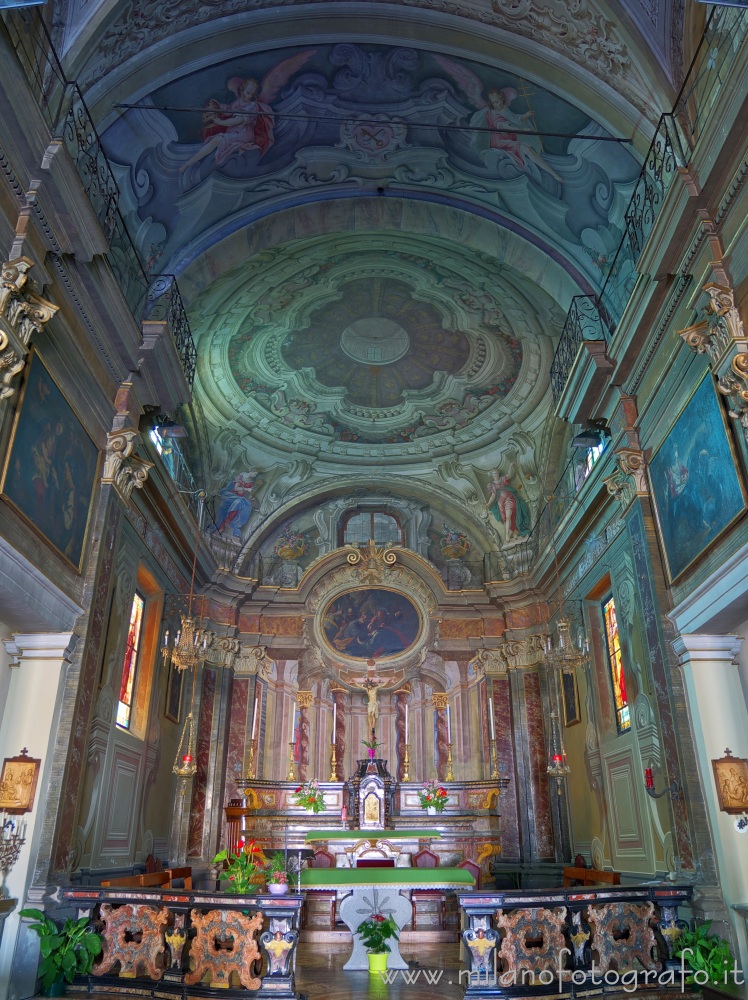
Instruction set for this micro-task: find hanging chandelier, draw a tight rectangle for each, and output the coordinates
[545,612,590,675]
[162,612,209,673]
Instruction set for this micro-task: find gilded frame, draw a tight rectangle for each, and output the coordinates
[712,753,748,814]
[0,350,101,573]
[0,750,41,814]
[648,371,746,584]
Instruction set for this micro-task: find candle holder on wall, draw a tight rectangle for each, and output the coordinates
[644,767,681,801]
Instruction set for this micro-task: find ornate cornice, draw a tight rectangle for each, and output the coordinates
[0,258,58,400]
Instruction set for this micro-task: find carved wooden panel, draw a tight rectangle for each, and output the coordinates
[587,901,658,973]
[94,903,169,979]
[185,908,264,989]
[496,906,570,982]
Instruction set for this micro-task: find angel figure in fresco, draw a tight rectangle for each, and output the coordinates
[213,469,263,537]
[179,51,317,173]
[433,55,563,185]
[485,465,530,544]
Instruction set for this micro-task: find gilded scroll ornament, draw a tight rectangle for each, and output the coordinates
[0,258,58,400]
[614,447,648,495]
[586,901,659,973]
[346,540,397,583]
[94,903,169,979]
[496,906,570,982]
[185,908,264,989]
[102,428,154,502]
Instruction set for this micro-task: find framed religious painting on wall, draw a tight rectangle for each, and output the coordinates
[165,660,184,723]
[0,351,101,572]
[0,749,41,814]
[561,670,581,727]
[712,751,748,814]
[648,371,746,583]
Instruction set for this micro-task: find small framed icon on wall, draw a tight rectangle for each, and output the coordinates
[0,748,41,814]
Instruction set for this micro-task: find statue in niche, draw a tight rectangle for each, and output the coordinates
[485,465,530,545]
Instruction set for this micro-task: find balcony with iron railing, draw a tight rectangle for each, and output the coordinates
[550,4,748,423]
[1,8,197,394]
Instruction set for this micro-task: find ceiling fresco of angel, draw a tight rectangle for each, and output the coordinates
[102,43,641,285]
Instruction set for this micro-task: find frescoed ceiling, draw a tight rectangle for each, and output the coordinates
[42,0,689,547]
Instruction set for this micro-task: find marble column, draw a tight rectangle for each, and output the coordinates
[394,688,409,781]
[297,691,314,783]
[673,634,748,964]
[332,688,346,780]
[522,671,554,860]
[432,693,448,782]
[0,632,78,1000]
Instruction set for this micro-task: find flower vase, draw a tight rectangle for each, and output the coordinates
[267,882,289,895]
[427,806,436,816]
[368,748,376,759]
[368,952,388,974]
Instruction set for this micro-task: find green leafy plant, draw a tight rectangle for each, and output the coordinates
[356,914,399,954]
[19,909,102,992]
[417,779,449,812]
[293,780,325,813]
[673,921,735,984]
[213,837,264,893]
[265,854,289,885]
[361,737,381,752]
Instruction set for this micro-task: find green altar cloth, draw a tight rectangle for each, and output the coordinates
[305,829,440,841]
[300,867,473,888]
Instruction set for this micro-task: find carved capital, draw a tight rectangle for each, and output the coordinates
[602,469,635,511]
[431,692,448,710]
[297,690,314,709]
[469,648,506,674]
[678,283,744,369]
[235,645,273,676]
[102,428,154,503]
[499,634,546,669]
[615,447,648,496]
[0,257,58,400]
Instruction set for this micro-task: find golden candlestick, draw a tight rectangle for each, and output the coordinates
[329,742,338,781]
[287,742,296,781]
[247,738,257,779]
[490,738,499,780]
[446,742,454,782]
[402,743,410,782]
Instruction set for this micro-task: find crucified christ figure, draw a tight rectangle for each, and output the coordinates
[355,676,388,732]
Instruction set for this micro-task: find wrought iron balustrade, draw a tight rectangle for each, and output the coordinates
[145,275,198,390]
[550,295,611,404]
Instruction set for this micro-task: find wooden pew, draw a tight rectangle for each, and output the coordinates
[100,868,193,889]
[562,866,620,887]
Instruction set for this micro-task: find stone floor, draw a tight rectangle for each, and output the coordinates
[296,942,464,999]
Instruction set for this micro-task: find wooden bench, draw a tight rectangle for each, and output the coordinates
[562,866,620,887]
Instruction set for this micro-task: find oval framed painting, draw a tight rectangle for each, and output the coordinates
[321,588,422,660]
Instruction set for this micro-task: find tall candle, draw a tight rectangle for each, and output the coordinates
[404,701,409,738]
[289,702,296,744]
[251,697,259,740]
[446,704,451,743]
[332,701,337,744]
[488,697,495,740]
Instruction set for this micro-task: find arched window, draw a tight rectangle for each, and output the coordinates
[342,510,403,546]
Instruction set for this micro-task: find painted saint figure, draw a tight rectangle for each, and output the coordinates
[433,54,563,185]
[179,51,316,173]
[213,469,262,537]
[485,466,530,543]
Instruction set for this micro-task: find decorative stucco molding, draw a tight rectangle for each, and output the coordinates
[235,645,274,676]
[614,446,648,496]
[102,428,154,503]
[0,257,58,399]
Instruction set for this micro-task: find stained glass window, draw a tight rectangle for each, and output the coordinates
[602,595,630,733]
[117,591,145,730]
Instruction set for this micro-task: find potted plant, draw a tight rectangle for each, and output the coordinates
[356,913,399,974]
[673,921,735,984]
[265,855,290,895]
[212,837,265,893]
[418,779,449,814]
[293,780,325,813]
[361,737,381,760]
[19,908,102,996]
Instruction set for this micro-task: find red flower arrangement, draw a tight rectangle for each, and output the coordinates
[417,780,450,813]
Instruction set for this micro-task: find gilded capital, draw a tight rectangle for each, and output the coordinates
[297,690,314,709]
[615,447,648,496]
[431,692,448,710]
[102,428,154,503]
[0,257,58,400]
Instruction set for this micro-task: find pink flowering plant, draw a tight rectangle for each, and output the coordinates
[356,913,399,954]
[266,854,289,885]
[213,837,263,893]
[293,779,325,813]
[417,779,449,813]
